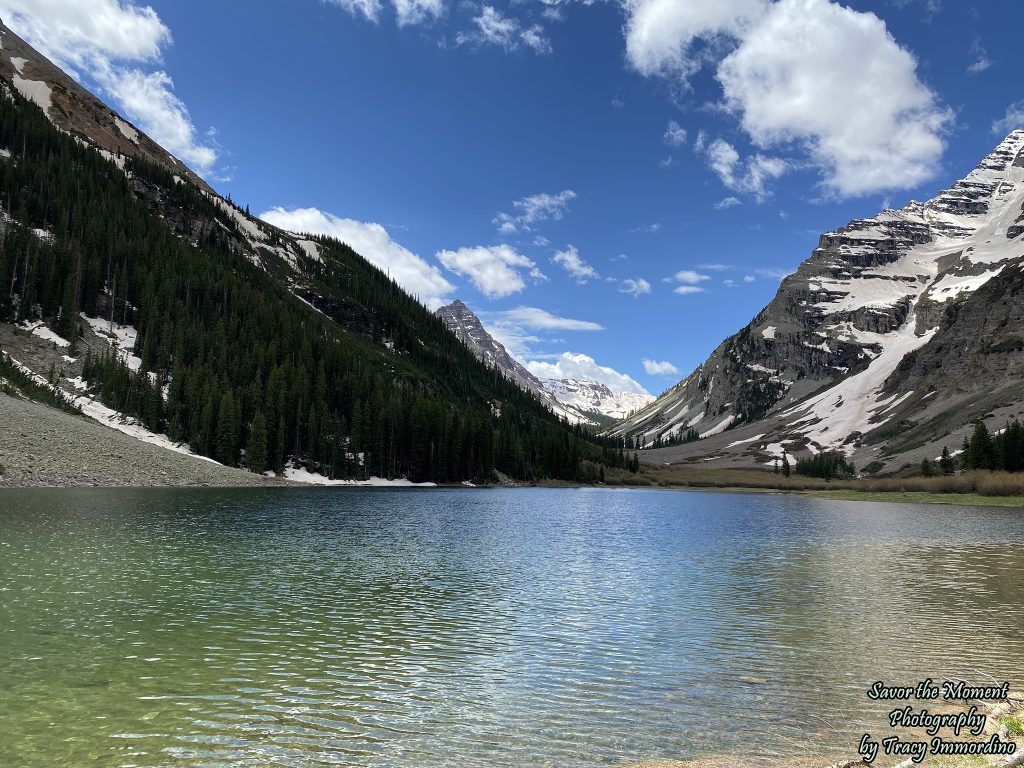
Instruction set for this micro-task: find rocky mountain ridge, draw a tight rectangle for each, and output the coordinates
[610,130,1024,472]
[435,300,652,425]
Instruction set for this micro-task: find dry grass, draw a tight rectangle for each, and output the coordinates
[603,466,1024,501]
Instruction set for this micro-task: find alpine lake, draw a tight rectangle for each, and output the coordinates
[2,487,1023,767]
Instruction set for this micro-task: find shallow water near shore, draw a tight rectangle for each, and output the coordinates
[1,487,1023,767]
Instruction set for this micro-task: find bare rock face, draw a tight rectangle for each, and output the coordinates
[610,131,1024,471]
[435,300,545,395]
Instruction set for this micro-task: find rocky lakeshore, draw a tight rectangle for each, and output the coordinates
[0,393,286,488]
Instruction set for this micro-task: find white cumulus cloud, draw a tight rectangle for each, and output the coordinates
[622,0,952,198]
[259,206,455,308]
[437,244,542,298]
[0,0,220,175]
[642,358,680,375]
[526,352,649,394]
[673,269,711,285]
[624,0,765,78]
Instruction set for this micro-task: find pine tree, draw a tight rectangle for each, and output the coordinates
[920,457,934,477]
[967,422,994,470]
[247,411,268,475]
[782,454,791,477]
[939,446,955,475]
[216,391,239,466]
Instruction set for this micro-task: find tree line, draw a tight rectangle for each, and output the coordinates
[0,89,626,482]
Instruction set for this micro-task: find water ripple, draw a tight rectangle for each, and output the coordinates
[1,488,1023,766]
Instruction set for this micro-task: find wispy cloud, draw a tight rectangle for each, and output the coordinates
[966,37,991,74]
[663,119,687,146]
[552,245,599,284]
[494,189,577,234]
[630,222,662,234]
[620,278,652,297]
[456,6,551,54]
[704,138,787,202]
[642,358,679,375]
[993,101,1024,136]
[494,306,603,331]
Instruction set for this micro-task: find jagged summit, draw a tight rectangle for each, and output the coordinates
[435,300,653,425]
[610,131,1024,472]
[435,299,546,394]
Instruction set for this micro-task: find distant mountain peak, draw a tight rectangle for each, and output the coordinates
[435,300,653,425]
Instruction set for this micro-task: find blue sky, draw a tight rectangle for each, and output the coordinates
[3,0,1023,395]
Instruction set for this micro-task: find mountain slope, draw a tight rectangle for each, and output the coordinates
[0,20,618,483]
[0,23,212,194]
[610,130,1024,472]
[435,299,653,425]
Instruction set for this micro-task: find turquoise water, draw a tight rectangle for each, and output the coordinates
[1,487,1022,766]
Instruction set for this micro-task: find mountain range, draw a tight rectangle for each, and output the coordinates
[2,15,1023,481]
[435,299,652,426]
[610,130,1024,473]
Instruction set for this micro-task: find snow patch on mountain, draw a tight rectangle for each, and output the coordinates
[114,116,139,145]
[540,378,653,421]
[609,130,1024,457]
[81,314,141,372]
[779,316,937,453]
[12,75,49,114]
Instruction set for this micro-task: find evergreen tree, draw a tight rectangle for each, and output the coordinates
[216,391,239,467]
[782,454,791,477]
[967,422,994,470]
[920,457,934,477]
[247,411,268,475]
[939,446,955,475]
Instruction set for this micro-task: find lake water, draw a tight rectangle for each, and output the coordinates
[1,487,1023,767]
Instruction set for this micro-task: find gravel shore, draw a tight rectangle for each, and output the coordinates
[0,392,287,488]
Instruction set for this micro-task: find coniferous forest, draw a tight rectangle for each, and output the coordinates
[0,90,626,482]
